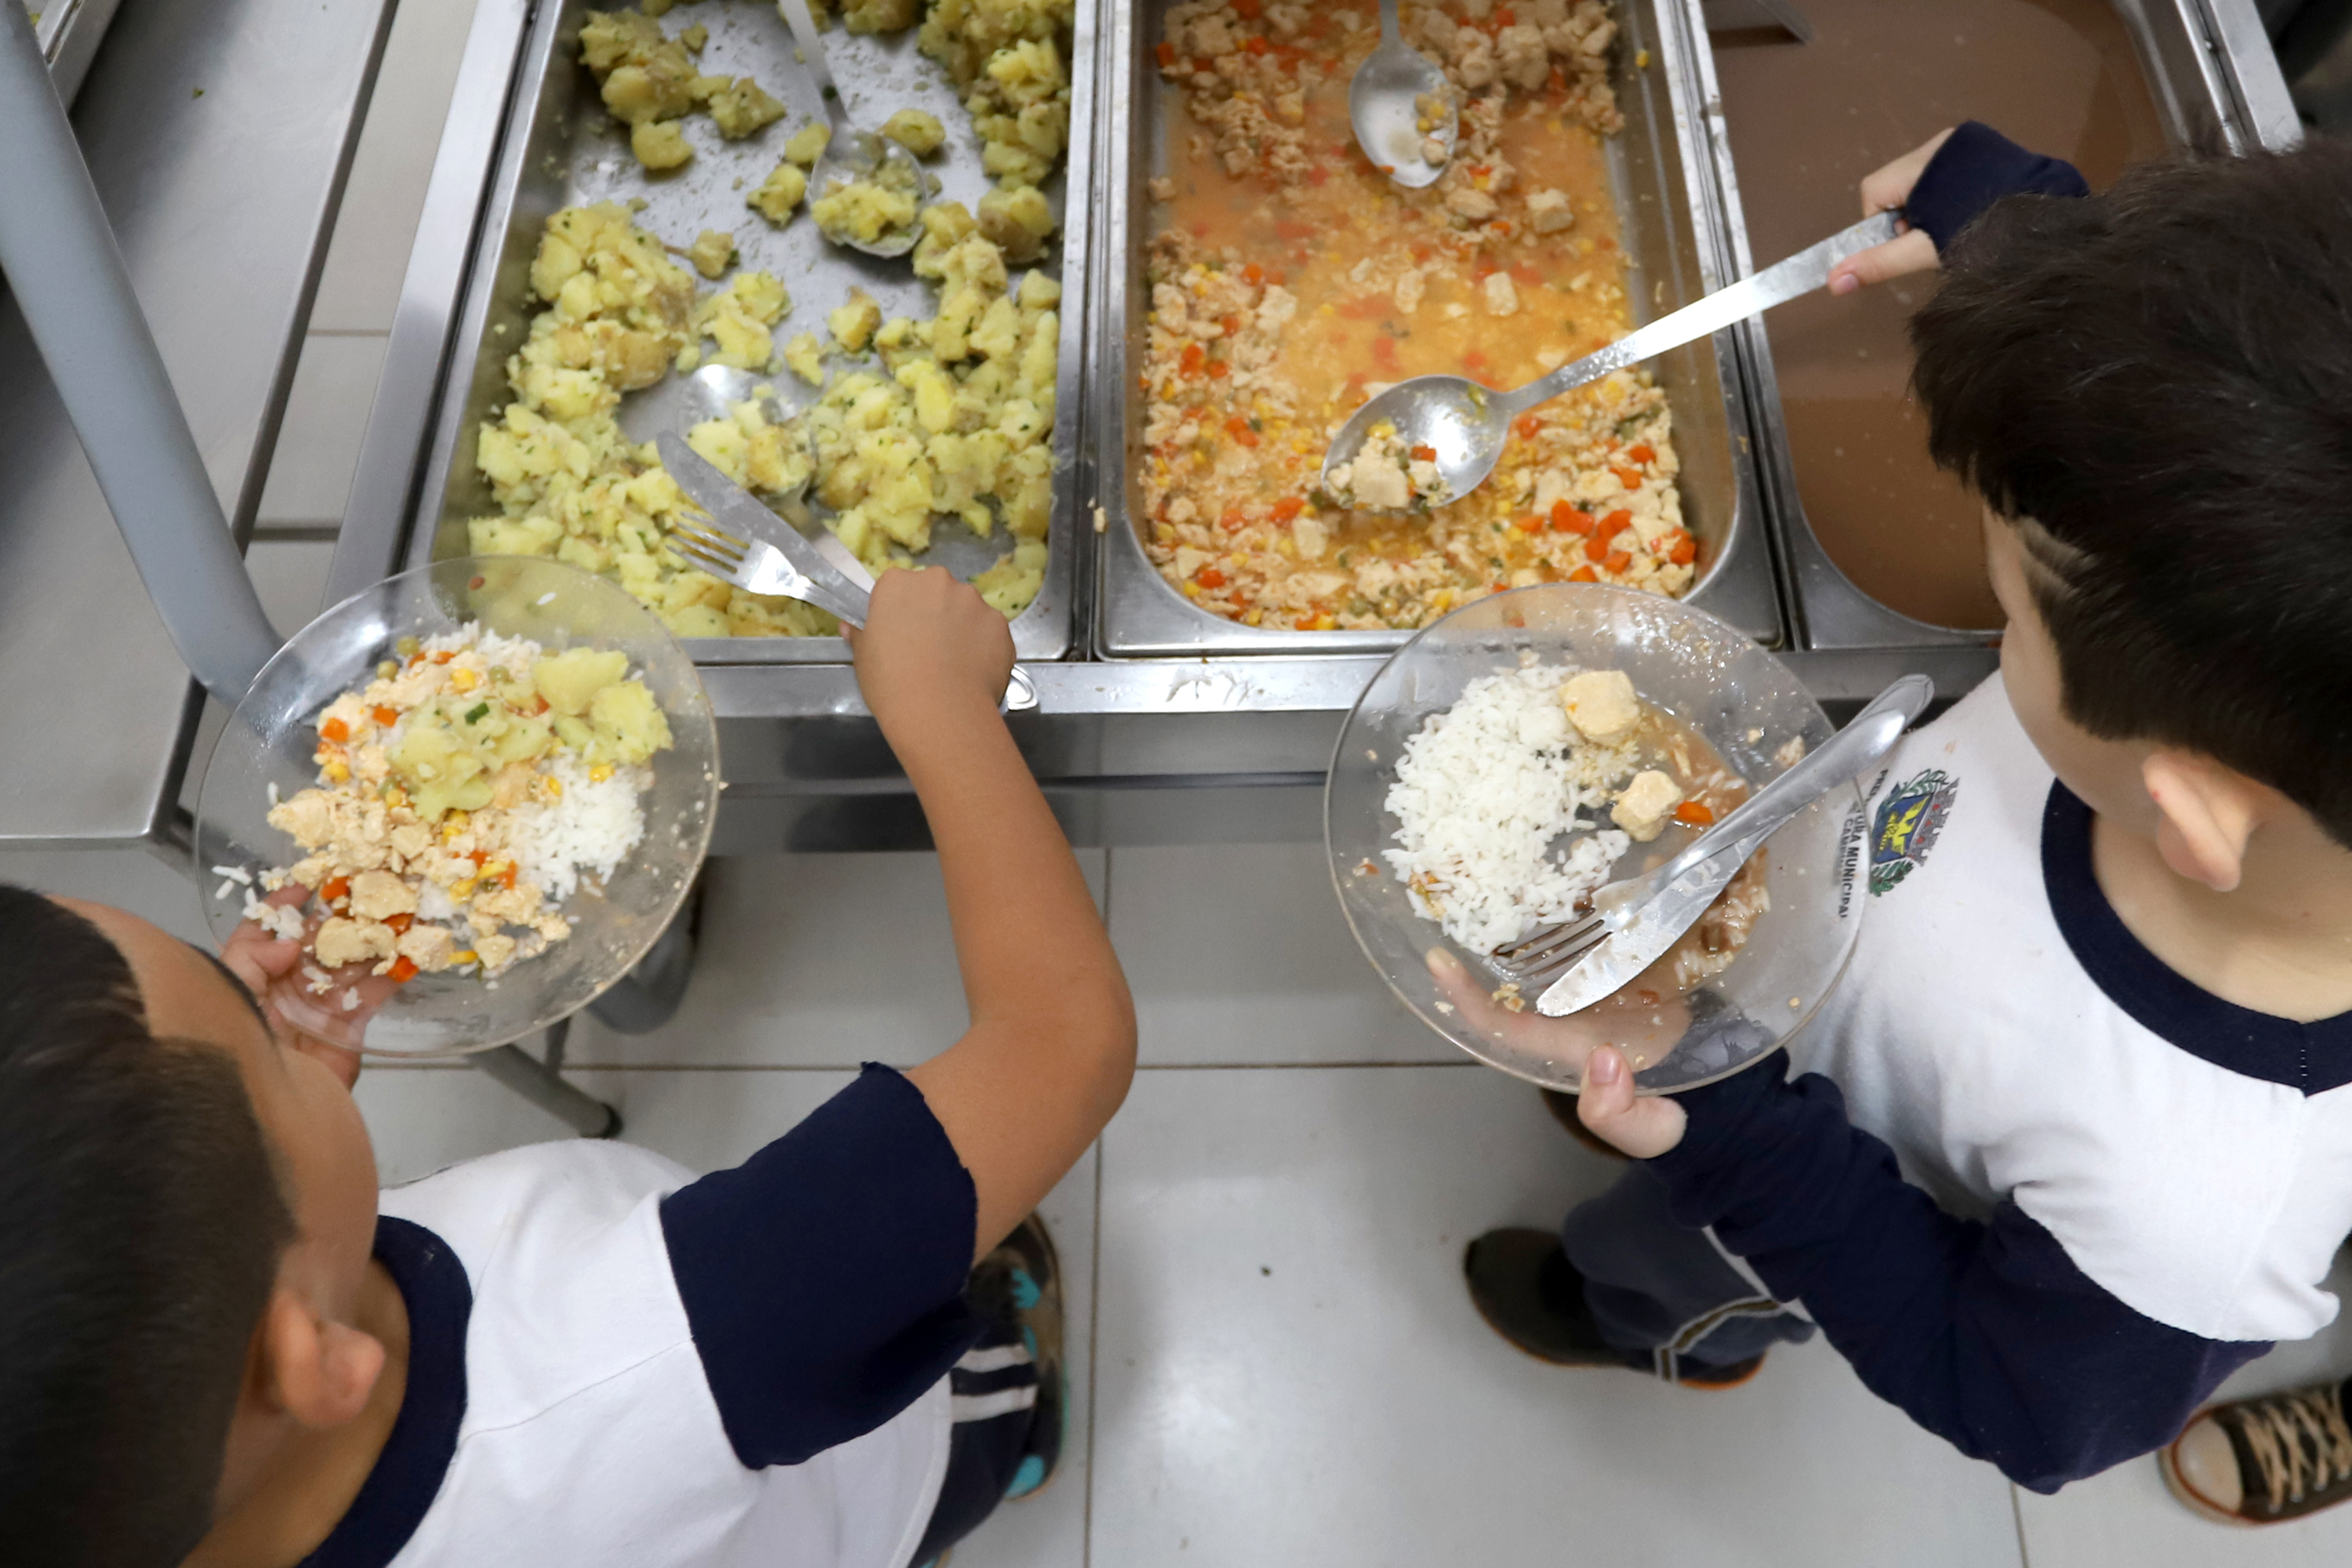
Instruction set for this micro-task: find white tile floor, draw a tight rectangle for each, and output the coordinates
[61,15,2336,1565]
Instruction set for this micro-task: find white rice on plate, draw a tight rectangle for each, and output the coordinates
[1382,665,1637,953]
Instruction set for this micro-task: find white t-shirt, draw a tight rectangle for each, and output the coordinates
[1789,673,2352,1344]
[306,1065,980,1568]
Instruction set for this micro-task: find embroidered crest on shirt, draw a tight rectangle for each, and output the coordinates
[1868,768,1958,895]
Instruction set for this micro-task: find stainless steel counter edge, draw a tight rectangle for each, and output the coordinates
[328,0,565,609]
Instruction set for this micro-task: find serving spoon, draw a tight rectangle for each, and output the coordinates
[1348,0,1457,188]
[775,0,931,257]
[1319,209,1900,508]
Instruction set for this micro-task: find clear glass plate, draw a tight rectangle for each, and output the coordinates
[1326,583,1863,1094]
[196,557,720,1057]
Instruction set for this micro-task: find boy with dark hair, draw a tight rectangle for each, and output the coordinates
[0,566,1136,1568]
[1462,131,2352,1519]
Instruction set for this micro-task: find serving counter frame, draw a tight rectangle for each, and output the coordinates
[315,0,2293,851]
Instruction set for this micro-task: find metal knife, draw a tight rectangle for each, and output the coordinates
[1534,671,1931,1016]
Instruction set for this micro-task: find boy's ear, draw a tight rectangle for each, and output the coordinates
[256,1287,386,1430]
[2143,750,2261,893]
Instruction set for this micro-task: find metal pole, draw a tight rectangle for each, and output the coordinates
[468,1032,624,1140]
[0,0,284,707]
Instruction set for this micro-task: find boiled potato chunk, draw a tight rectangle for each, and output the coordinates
[588,679,673,764]
[533,647,630,716]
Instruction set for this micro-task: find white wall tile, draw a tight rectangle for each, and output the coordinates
[1091,1065,2021,1568]
[1108,843,1457,1066]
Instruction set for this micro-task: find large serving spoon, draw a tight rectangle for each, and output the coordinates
[775,0,931,257]
[1348,0,1456,188]
[1319,210,1899,509]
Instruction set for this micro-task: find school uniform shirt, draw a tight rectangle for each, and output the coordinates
[299,1065,983,1568]
[1646,674,2352,1491]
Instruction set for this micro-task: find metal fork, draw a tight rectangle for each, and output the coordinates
[1487,673,1932,988]
[663,519,1042,712]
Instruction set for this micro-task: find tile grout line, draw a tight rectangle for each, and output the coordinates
[1082,1134,1104,1568]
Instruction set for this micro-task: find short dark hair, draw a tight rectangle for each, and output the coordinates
[1910,138,2352,844]
[0,887,296,1566]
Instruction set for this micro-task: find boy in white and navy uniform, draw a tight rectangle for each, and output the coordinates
[0,569,1136,1568]
[314,1070,1018,1568]
[1467,132,2352,1515]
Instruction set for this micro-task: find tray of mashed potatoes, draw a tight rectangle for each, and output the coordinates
[1089,0,1782,658]
[402,0,1097,662]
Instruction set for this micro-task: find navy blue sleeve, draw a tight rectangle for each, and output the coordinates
[1649,1053,2270,1492]
[659,1063,985,1468]
[1904,121,2090,252]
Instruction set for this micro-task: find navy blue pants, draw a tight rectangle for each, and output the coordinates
[1562,1163,1815,1377]
[911,1319,1040,1563]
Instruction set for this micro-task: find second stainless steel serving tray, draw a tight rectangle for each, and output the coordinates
[405,0,1095,662]
[1090,0,1778,659]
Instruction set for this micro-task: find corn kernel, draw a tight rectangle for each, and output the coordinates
[450,878,477,902]
[450,667,481,692]
[322,760,350,782]
[452,950,478,965]
[589,762,615,783]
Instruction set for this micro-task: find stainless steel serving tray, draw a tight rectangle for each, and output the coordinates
[1090,0,1779,659]
[1713,0,2297,651]
[404,0,1095,662]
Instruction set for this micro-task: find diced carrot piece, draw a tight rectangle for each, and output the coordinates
[1410,445,1437,462]
[1675,800,1716,826]
[385,913,413,934]
[1196,567,1226,589]
[389,956,419,983]
[1513,414,1543,441]
[1242,263,1264,285]
[1668,530,1697,565]
[466,849,488,866]
[1220,506,1250,531]
[321,717,350,742]
[321,877,350,904]
[1156,40,1177,67]
[1270,495,1305,522]
[1207,359,1230,378]
[1511,261,1543,287]
[1597,509,1633,540]
[1514,514,1542,533]
[372,706,397,728]
[1628,444,1656,464]
[1613,464,1643,490]
[1461,348,1490,371]
[1584,534,1610,562]
[1226,416,1260,447]
[1244,34,1269,53]
[1569,564,1598,583]
[1218,313,1242,336]
[1233,0,1260,16]
[1180,343,1206,375]
[1605,549,1632,572]
[1496,5,1515,22]
[430,651,454,664]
